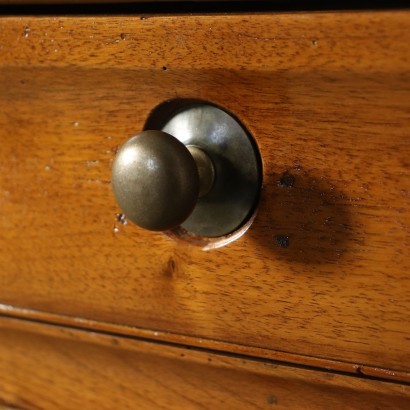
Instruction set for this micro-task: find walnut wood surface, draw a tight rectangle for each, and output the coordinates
[0,12,409,375]
[3,304,409,383]
[0,317,409,410]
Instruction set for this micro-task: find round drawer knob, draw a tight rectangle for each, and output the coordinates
[112,130,215,231]
[112,104,261,238]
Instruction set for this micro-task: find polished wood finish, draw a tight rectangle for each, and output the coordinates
[1,316,409,410]
[2,303,409,382]
[0,12,409,375]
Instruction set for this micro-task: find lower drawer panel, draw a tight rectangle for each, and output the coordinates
[0,317,409,410]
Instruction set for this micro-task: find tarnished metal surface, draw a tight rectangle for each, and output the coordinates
[112,105,261,237]
[187,145,215,198]
[162,104,261,237]
[112,130,199,231]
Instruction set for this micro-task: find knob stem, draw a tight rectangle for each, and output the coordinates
[187,145,215,198]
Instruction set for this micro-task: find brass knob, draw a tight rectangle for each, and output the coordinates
[112,130,215,231]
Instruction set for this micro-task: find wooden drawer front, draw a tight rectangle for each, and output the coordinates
[1,317,409,410]
[0,13,409,373]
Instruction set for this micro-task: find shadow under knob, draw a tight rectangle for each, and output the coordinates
[112,130,201,231]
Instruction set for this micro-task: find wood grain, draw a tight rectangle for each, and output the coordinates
[0,316,409,410]
[2,304,409,383]
[0,12,409,374]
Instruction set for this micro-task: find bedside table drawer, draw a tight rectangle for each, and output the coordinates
[0,12,409,376]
